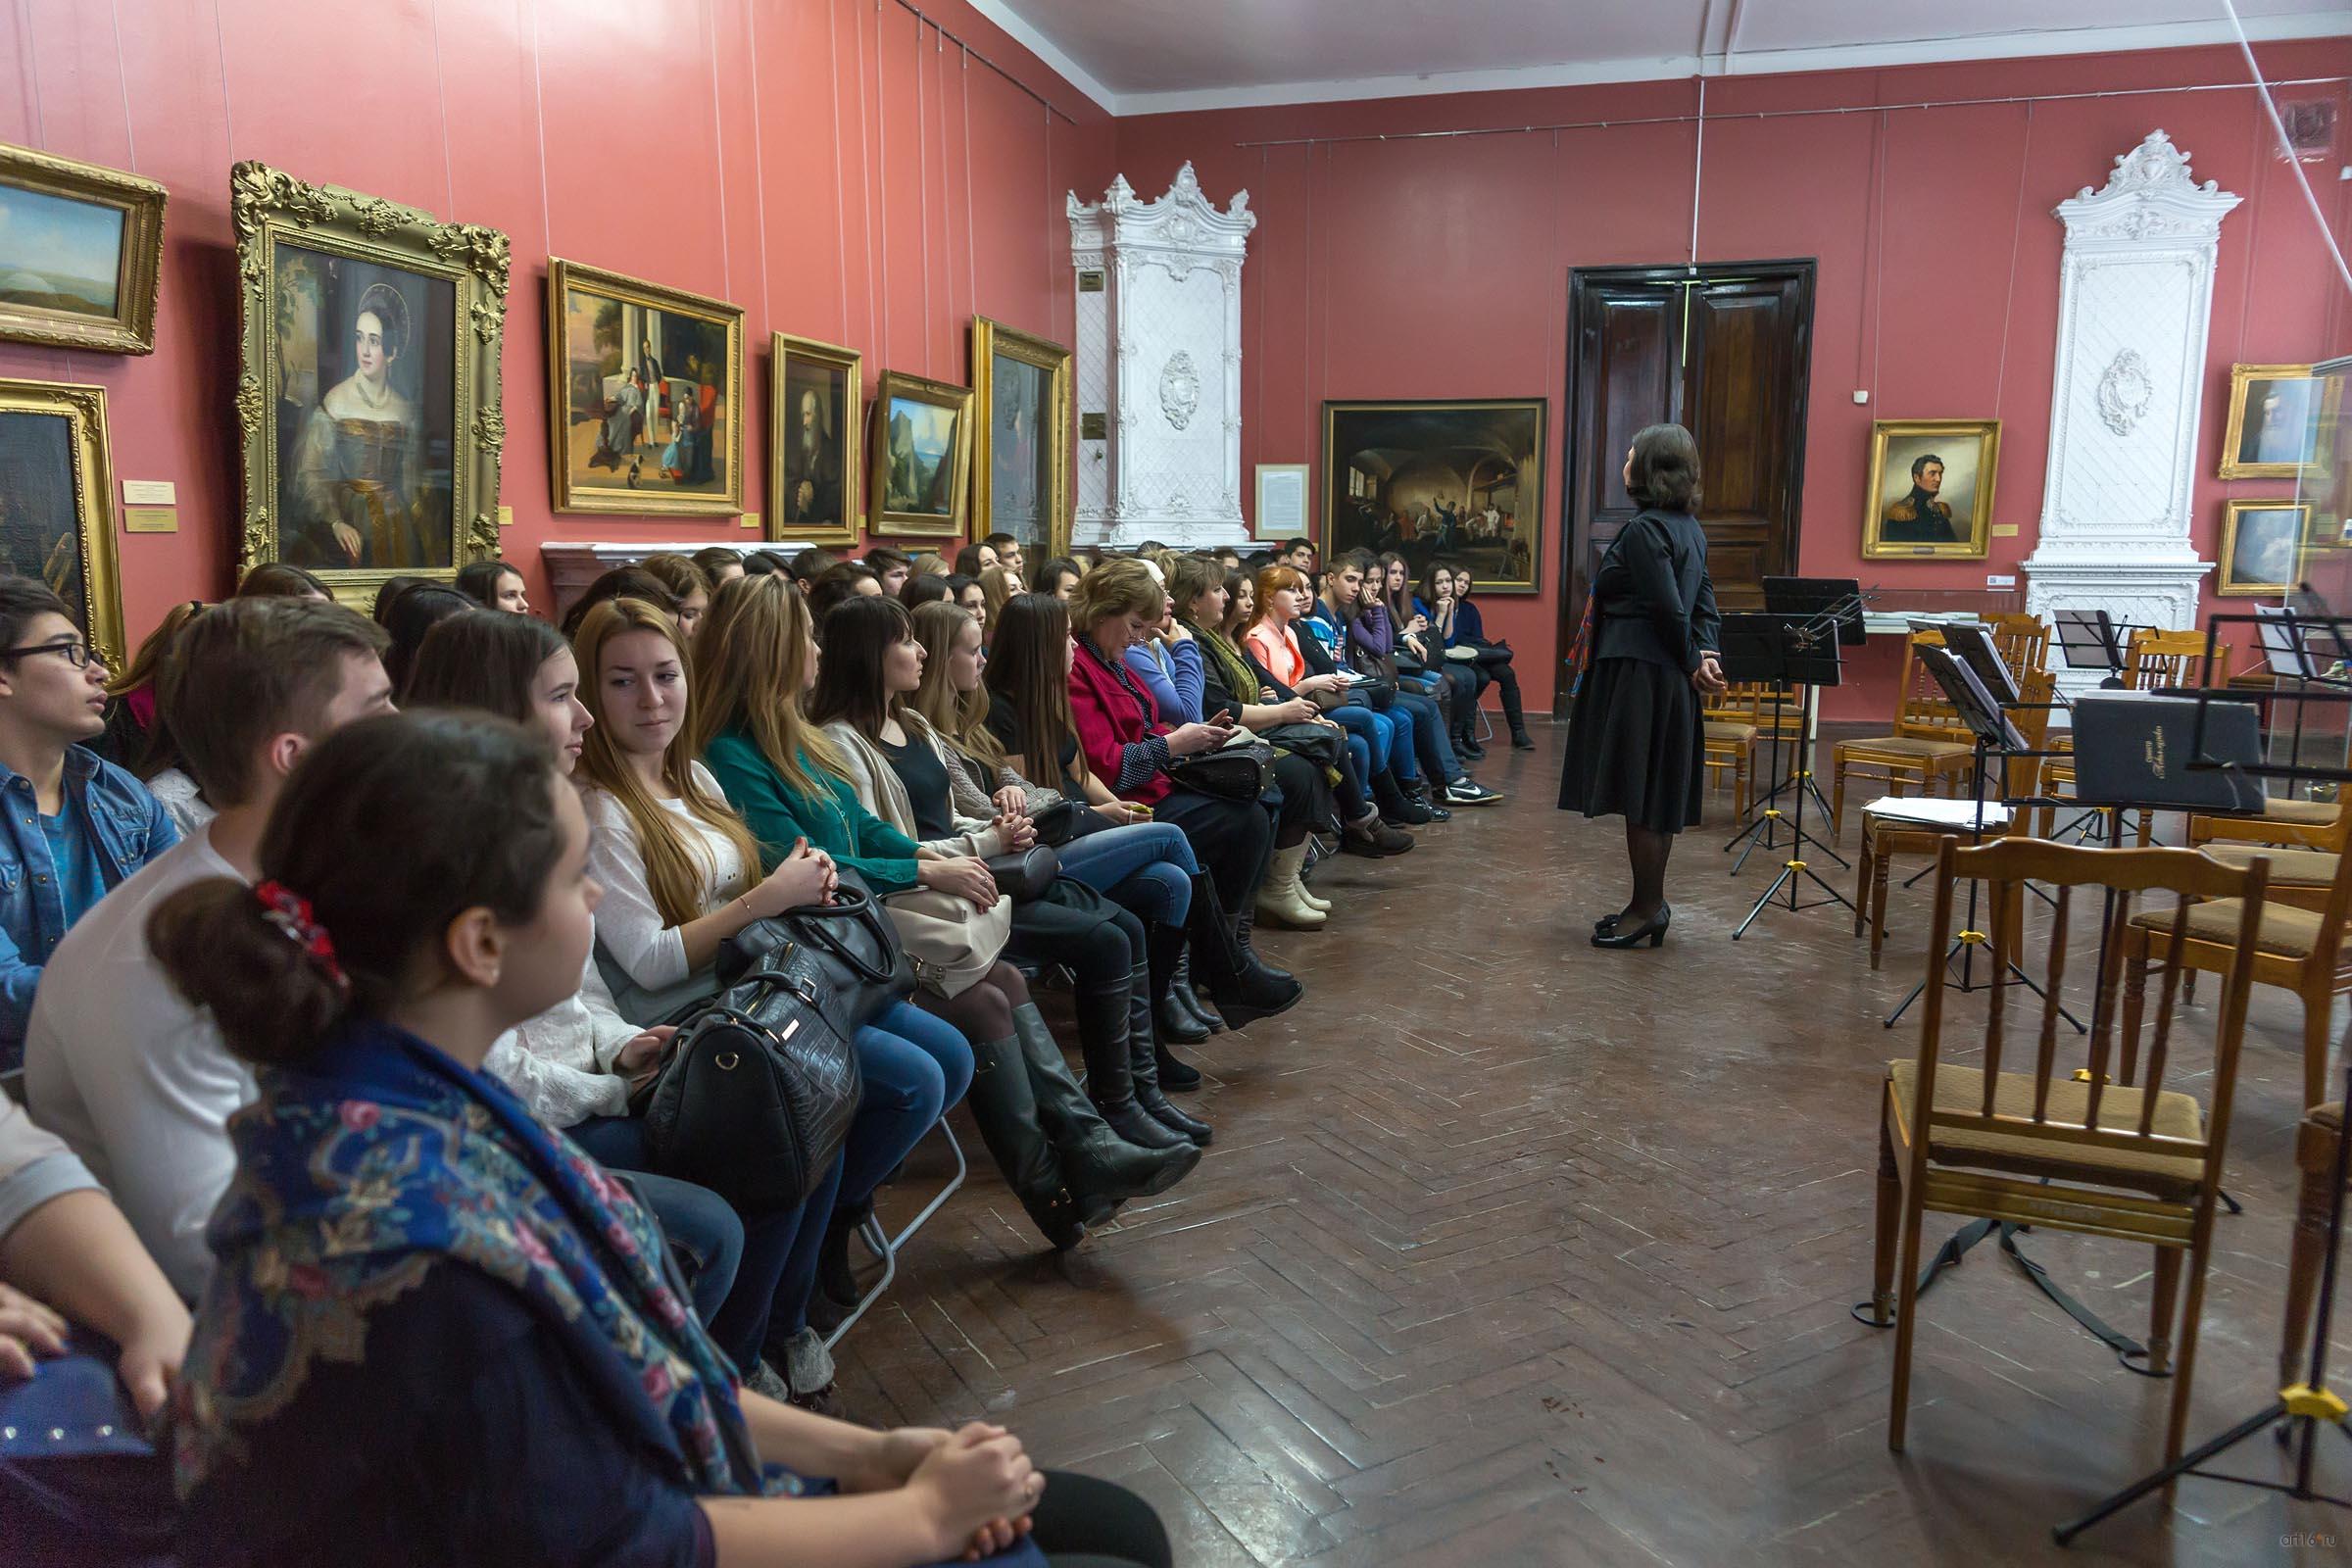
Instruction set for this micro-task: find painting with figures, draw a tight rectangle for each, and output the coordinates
[0,377,125,666]
[550,260,744,516]
[1322,400,1545,593]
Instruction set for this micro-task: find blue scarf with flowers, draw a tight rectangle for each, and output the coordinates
[172,1019,767,1500]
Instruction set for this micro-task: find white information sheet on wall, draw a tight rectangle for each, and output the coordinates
[1255,464,1308,540]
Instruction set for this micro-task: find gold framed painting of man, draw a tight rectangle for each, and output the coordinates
[2220,364,2327,479]
[1321,400,1545,592]
[1861,418,1999,560]
[970,317,1071,558]
[0,377,125,668]
[770,332,861,546]
[0,143,166,355]
[869,370,972,538]
[549,260,744,516]
[231,161,509,605]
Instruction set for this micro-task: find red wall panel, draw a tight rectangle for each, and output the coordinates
[0,0,1114,639]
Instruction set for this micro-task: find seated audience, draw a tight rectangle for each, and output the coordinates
[1118,577,1201,726]
[370,574,424,624]
[953,542,998,578]
[0,581,179,1070]
[151,710,1172,1568]
[815,596,1203,1151]
[24,597,392,1293]
[233,563,330,600]
[1032,557,1081,602]
[977,564,1023,641]
[561,564,681,638]
[1333,551,1498,808]
[404,609,746,1327]
[571,597,952,1398]
[693,576,1193,1246]
[1300,563,1438,823]
[639,553,715,642]
[0,1092,189,1567]
[808,562,884,624]
[1445,565,1533,750]
[454,558,531,614]
[1385,552,1482,759]
[96,597,202,773]
[378,582,472,700]
[946,573,987,624]
[863,546,914,598]
[789,546,840,585]
[1278,538,1316,574]
[693,545,747,586]
[983,533,1024,581]
[900,572,952,611]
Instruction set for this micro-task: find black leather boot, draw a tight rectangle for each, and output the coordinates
[1153,961,1211,1045]
[1374,770,1432,826]
[960,1033,1086,1249]
[1126,957,1211,1145]
[1011,1004,1200,1201]
[1146,925,1206,1090]
[1185,872,1300,1025]
[1170,949,1223,1033]
[1073,983,1191,1150]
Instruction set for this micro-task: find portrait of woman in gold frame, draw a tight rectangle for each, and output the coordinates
[230,161,510,609]
[970,317,1071,558]
[0,377,127,668]
[548,259,745,517]
[1860,418,1999,561]
[868,370,973,539]
[2220,363,2325,480]
[769,331,861,547]
[0,143,166,355]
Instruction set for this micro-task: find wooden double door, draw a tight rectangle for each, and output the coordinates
[1558,260,1816,710]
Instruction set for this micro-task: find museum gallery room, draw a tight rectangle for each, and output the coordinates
[8,0,2352,1563]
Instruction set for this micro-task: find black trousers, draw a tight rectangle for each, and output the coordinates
[1473,646,1526,731]
[1152,784,1273,917]
[1030,1469,1173,1567]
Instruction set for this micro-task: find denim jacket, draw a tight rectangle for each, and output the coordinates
[0,744,178,1066]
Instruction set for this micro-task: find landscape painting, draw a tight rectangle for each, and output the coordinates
[0,145,165,354]
[869,369,972,538]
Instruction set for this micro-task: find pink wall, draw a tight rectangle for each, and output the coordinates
[1116,41,2352,714]
[0,0,1112,634]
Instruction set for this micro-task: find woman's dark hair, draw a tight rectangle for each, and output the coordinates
[807,563,879,625]
[1626,422,1701,512]
[789,547,839,583]
[984,593,1082,789]
[453,559,521,608]
[560,566,678,639]
[405,608,569,725]
[741,549,792,577]
[692,546,745,579]
[1218,567,1254,640]
[148,711,567,1067]
[900,573,950,610]
[236,564,331,600]
[379,585,472,700]
[807,592,910,737]
[943,572,978,603]
[1035,557,1081,595]
[953,543,991,578]
[371,576,426,626]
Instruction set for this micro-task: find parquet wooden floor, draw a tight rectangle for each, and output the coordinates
[835,726,2352,1566]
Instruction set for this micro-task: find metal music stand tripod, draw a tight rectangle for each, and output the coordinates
[1724,607,1856,939]
[1725,577,1867,861]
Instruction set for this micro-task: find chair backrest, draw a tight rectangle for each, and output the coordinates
[2124,627,2225,691]
[1893,630,1970,742]
[1999,668,2057,800]
[1912,836,2268,1200]
[1985,612,2050,678]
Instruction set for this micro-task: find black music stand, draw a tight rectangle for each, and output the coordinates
[1722,610,1856,939]
[1729,577,1865,851]
[2053,608,2129,689]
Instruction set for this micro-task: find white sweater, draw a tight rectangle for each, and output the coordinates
[483,951,642,1128]
[583,762,749,1017]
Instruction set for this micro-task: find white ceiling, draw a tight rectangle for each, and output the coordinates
[968,0,2352,115]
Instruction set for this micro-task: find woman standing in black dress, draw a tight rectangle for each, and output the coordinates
[1558,423,1724,949]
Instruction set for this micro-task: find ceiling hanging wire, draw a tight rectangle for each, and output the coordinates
[2219,0,2352,298]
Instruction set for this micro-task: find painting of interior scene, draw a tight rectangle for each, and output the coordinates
[564,288,731,499]
[1324,400,1544,591]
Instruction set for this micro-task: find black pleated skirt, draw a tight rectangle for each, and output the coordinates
[1556,658,1704,834]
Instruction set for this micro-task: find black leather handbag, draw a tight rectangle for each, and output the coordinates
[1258,721,1345,772]
[639,925,863,1212]
[1166,738,1278,802]
[1030,797,1090,848]
[984,844,1060,903]
[729,880,912,1033]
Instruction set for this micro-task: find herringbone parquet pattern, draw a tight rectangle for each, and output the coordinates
[835,731,2352,1566]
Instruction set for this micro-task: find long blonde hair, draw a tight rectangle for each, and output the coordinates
[688,573,848,803]
[907,599,1008,773]
[572,598,759,927]
[977,564,1021,639]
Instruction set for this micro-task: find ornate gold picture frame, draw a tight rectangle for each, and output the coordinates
[0,377,126,668]
[0,144,166,355]
[2218,499,2313,596]
[770,331,861,546]
[230,160,510,608]
[2220,363,2325,480]
[547,259,744,516]
[1861,418,1999,561]
[868,370,972,539]
[970,317,1071,558]
[1321,399,1545,593]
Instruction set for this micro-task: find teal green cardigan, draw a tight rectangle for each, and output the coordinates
[702,725,923,892]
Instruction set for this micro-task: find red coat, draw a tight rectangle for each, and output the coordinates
[1067,640,1172,806]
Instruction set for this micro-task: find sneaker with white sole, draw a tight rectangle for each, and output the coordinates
[1445,777,1504,806]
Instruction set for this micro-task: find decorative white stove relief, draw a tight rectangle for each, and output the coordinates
[1068,164,1255,549]
[2021,130,2241,703]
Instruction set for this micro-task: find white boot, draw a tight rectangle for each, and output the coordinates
[1255,844,1327,929]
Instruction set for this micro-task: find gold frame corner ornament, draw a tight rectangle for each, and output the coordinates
[1860,417,2000,562]
[0,143,167,355]
[969,316,1073,559]
[868,369,974,540]
[768,330,863,547]
[2216,498,2314,597]
[229,159,510,607]
[545,257,746,517]
[0,375,127,668]
[2219,363,2325,481]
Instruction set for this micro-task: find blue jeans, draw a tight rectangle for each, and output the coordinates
[724,1155,843,1370]
[1055,820,1197,926]
[566,1118,744,1327]
[1393,687,1463,783]
[1329,702,1393,775]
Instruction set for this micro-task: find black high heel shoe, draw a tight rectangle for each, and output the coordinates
[1591,904,1671,949]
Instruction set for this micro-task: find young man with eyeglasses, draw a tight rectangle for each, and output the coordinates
[0,581,177,1070]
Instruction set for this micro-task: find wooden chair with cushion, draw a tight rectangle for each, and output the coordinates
[1985,612,2051,680]
[1701,685,1761,821]
[2121,828,2352,1111]
[1871,837,2268,1457]
[1832,631,1976,838]
[1853,669,2054,969]
[2278,1101,2352,1391]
